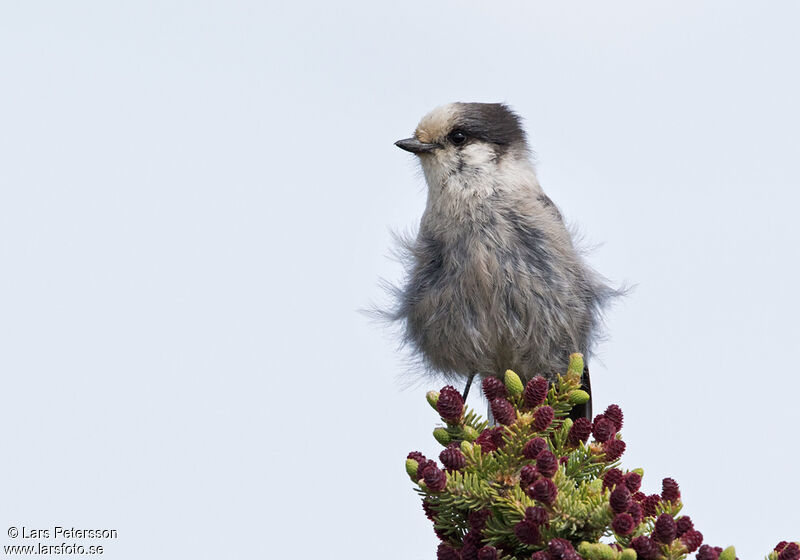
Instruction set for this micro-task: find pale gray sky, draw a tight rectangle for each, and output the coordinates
[1,2,798,558]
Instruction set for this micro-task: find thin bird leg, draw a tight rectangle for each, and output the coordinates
[462,372,476,400]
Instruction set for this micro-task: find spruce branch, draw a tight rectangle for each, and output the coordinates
[404,354,797,560]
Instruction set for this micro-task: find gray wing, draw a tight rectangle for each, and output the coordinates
[537,193,564,222]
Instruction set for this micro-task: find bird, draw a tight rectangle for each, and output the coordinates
[387,102,619,419]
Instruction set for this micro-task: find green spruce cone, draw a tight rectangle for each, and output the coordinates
[578,542,618,560]
[433,427,451,446]
[405,458,419,481]
[567,389,591,405]
[566,352,584,380]
[426,391,439,410]
[504,369,524,397]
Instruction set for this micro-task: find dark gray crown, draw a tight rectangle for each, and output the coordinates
[453,103,526,146]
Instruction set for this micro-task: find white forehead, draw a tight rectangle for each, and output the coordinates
[414,103,459,143]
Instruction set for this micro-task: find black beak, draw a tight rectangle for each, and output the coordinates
[395,138,439,154]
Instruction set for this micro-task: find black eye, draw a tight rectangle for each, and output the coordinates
[448,130,467,145]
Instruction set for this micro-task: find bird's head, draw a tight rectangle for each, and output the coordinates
[395,102,530,190]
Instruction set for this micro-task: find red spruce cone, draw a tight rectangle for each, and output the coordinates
[697,545,721,560]
[612,513,635,536]
[533,406,555,431]
[567,417,592,445]
[439,447,466,471]
[407,451,427,464]
[519,464,538,487]
[481,376,507,400]
[476,546,498,560]
[624,472,642,493]
[604,439,626,461]
[422,464,448,492]
[490,398,516,425]
[675,516,693,537]
[436,386,464,423]
[592,416,616,442]
[468,509,490,532]
[528,478,557,504]
[437,543,461,560]
[536,450,558,478]
[654,513,677,544]
[642,494,661,517]
[681,530,704,553]
[531,552,552,560]
[661,477,681,503]
[488,427,507,449]
[627,501,643,525]
[513,519,541,545]
[603,468,624,490]
[549,538,581,560]
[417,459,437,479]
[525,506,549,526]
[781,544,800,560]
[609,485,631,513]
[461,531,482,560]
[604,404,624,431]
[474,429,497,453]
[523,437,548,460]
[630,536,661,560]
[523,376,549,407]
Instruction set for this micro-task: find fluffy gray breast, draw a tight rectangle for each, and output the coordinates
[406,205,579,327]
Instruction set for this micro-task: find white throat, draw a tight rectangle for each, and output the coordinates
[420,145,541,226]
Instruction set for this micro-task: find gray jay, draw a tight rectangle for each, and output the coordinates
[388,102,618,419]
